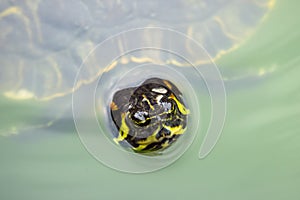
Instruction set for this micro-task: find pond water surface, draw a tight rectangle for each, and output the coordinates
[0,0,299,199]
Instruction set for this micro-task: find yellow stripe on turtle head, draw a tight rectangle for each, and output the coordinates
[169,94,190,115]
[142,94,154,110]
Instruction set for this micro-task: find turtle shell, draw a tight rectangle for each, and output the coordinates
[0,0,274,136]
[0,0,274,100]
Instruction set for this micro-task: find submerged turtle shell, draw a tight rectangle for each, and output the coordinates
[110,78,189,152]
[0,0,274,100]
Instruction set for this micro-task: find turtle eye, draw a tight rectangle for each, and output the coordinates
[131,110,150,126]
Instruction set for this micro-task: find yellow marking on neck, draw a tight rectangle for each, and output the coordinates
[133,144,148,151]
[161,141,170,149]
[164,125,186,136]
[133,126,162,151]
[136,127,161,146]
[114,113,129,143]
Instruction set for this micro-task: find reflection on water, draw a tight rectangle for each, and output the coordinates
[1,0,300,199]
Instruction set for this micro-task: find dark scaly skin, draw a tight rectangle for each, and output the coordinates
[110,78,189,153]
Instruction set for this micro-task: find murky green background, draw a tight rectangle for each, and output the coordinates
[1,0,299,199]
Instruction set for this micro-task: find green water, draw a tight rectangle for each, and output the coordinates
[1,0,300,199]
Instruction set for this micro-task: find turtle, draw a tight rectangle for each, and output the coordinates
[0,0,275,137]
[110,77,189,153]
